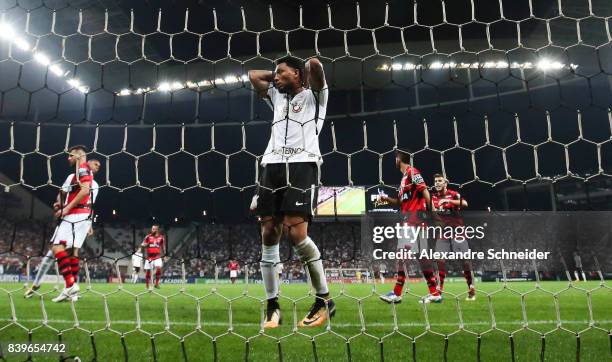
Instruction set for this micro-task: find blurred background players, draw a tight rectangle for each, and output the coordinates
[228,259,239,284]
[378,150,441,304]
[142,224,166,289]
[573,251,586,282]
[131,248,143,284]
[431,174,475,301]
[276,262,283,282]
[25,158,101,299]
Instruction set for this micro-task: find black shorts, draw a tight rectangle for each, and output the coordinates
[256,162,319,217]
[134,267,140,273]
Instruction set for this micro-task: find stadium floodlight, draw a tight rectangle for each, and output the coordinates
[171,81,183,90]
[404,63,416,70]
[33,52,51,66]
[224,75,239,84]
[14,37,30,51]
[49,64,64,76]
[430,61,443,69]
[391,63,403,70]
[119,89,131,96]
[67,78,81,88]
[496,61,508,68]
[158,82,171,91]
[0,23,15,39]
[77,85,89,93]
[537,58,564,71]
[214,78,225,85]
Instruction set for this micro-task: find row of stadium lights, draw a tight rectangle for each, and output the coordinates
[378,60,578,71]
[0,23,90,93]
[0,23,577,97]
[116,58,577,96]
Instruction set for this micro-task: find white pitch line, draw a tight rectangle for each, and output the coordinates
[1,319,610,328]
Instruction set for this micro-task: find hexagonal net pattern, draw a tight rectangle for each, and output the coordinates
[0,0,611,360]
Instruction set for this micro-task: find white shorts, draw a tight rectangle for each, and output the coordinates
[144,258,163,270]
[397,233,429,254]
[435,238,470,253]
[230,270,238,278]
[50,214,91,249]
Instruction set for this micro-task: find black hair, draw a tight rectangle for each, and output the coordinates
[68,144,88,153]
[395,149,412,164]
[276,56,304,81]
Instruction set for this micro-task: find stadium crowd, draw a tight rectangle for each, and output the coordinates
[1,214,607,281]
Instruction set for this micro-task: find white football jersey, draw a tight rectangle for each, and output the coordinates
[61,174,99,204]
[132,252,143,268]
[261,84,329,166]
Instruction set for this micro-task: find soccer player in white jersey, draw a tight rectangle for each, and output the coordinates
[249,56,334,328]
[24,158,101,300]
[131,248,143,284]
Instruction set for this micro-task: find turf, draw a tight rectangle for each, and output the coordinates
[0,281,610,361]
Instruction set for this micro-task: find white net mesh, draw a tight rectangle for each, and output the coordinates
[0,0,611,360]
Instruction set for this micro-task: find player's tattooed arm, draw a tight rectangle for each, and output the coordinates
[248,70,274,98]
[305,57,325,92]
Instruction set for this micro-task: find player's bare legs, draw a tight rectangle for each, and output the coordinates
[283,213,335,328]
[260,216,283,328]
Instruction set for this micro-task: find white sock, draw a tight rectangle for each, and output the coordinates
[260,244,280,300]
[294,237,329,296]
[33,250,55,287]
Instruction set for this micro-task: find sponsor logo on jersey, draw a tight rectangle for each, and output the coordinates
[291,103,303,113]
[278,146,304,155]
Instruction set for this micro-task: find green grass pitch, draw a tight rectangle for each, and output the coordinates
[1,281,610,361]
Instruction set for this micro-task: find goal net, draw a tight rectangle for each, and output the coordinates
[0,0,610,360]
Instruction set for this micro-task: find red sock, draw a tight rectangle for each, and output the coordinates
[70,257,80,282]
[420,259,439,295]
[145,270,151,288]
[437,260,446,292]
[393,270,406,296]
[55,250,74,288]
[463,263,473,287]
[155,269,161,285]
